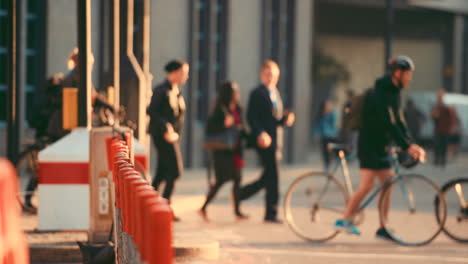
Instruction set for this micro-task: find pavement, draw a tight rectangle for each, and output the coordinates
[21,150,468,263]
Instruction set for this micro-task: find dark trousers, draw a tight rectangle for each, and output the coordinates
[151,135,183,203]
[320,137,336,171]
[240,148,279,219]
[201,150,242,215]
[434,135,449,167]
[25,176,37,206]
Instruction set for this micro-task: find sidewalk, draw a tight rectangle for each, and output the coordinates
[21,151,468,263]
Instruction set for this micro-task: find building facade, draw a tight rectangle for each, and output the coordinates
[2,0,468,168]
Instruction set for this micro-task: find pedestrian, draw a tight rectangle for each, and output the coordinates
[239,60,295,223]
[404,99,425,145]
[199,81,248,222]
[340,90,358,155]
[147,59,189,221]
[334,56,426,238]
[62,48,115,127]
[313,99,338,171]
[431,89,452,168]
[447,105,462,160]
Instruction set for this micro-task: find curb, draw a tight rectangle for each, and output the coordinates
[174,233,220,261]
[30,244,82,263]
[29,233,220,263]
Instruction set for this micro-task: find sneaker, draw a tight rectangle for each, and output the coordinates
[334,219,361,235]
[375,228,395,241]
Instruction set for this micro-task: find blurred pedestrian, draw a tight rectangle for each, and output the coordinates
[147,59,189,221]
[199,81,248,222]
[313,99,338,171]
[239,60,295,223]
[431,89,452,167]
[62,48,115,126]
[404,99,425,145]
[448,106,462,160]
[340,90,358,155]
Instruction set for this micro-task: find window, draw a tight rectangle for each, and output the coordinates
[0,2,7,121]
[0,0,45,122]
[189,0,229,122]
[262,0,296,107]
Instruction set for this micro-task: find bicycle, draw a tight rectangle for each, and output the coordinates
[284,145,448,246]
[436,177,468,243]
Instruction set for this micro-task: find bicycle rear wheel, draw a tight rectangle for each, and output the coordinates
[379,174,447,246]
[439,178,468,243]
[16,148,39,206]
[284,172,348,242]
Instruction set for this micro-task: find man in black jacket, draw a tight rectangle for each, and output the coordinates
[147,60,189,221]
[240,60,295,223]
[334,56,426,238]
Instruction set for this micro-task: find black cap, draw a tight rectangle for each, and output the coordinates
[164,59,186,73]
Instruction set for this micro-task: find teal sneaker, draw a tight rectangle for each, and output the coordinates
[375,228,399,242]
[334,219,361,235]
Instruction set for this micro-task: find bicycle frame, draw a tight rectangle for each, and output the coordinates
[354,155,417,215]
[327,150,354,195]
[324,147,418,217]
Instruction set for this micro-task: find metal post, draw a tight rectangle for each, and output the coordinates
[186,0,200,168]
[453,14,464,93]
[111,0,120,110]
[385,0,394,70]
[78,0,92,128]
[6,0,23,163]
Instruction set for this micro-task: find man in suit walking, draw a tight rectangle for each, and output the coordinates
[240,60,295,223]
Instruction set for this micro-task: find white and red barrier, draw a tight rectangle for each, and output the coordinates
[36,128,148,231]
[109,139,173,264]
[0,159,29,264]
[37,128,90,230]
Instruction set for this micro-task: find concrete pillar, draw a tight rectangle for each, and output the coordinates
[291,0,314,163]
[453,14,464,93]
[227,0,262,165]
[150,1,189,170]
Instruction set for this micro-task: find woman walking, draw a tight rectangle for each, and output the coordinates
[199,81,248,222]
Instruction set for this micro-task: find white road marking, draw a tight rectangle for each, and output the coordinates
[227,247,468,263]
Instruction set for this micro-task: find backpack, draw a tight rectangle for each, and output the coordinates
[342,88,374,131]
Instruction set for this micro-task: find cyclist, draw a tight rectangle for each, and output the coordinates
[334,56,426,239]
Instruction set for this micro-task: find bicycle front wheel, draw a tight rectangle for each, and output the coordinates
[440,178,468,243]
[284,172,348,242]
[379,174,447,246]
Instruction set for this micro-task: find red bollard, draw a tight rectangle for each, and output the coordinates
[112,154,130,183]
[139,195,161,262]
[0,159,29,264]
[128,179,149,239]
[134,188,171,262]
[133,186,158,253]
[146,201,173,264]
[115,165,134,210]
[121,172,141,233]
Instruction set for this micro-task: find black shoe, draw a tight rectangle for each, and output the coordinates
[22,203,37,214]
[375,228,394,241]
[235,212,249,220]
[264,217,283,224]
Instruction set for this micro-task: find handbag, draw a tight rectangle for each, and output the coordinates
[203,106,239,150]
[203,127,239,150]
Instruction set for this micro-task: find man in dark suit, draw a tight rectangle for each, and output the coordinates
[147,60,189,221]
[240,60,295,223]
